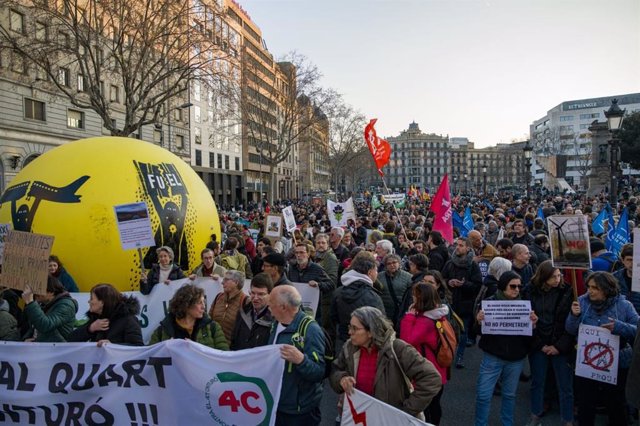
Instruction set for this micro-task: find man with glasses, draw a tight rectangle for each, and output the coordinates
[378,254,412,324]
[230,272,274,350]
[288,243,333,325]
[189,248,226,281]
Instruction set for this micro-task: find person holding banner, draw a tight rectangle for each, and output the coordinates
[474,271,538,426]
[21,276,78,342]
[149,284,228,350]
[330,306,442,420]
[189,248,226,281]
[68,283,143,346]
[231,273,274,350]
[140,246,186,295]
[565,271,639,426]
[522,261,575,426]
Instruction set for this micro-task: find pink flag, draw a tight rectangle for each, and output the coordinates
[429,174,453,243]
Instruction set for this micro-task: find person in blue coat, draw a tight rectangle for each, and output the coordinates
[565,271,639,426]
[48,255,79,292]
[268,285,325,426]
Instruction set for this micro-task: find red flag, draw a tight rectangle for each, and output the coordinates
[364,119,391,176]
[429,174,453,243]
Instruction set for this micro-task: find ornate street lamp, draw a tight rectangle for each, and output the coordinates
[463,173,468,194]
[604,99,626,212]
[523,140,533,196]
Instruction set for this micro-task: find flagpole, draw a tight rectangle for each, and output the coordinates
[381,177,409,241]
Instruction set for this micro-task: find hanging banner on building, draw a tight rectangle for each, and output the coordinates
[71,278,319,344]
[632,228,640,292]
[114,202,156,250]
[0,339,284,426]
[327,198,356,227]
[0,223,11,265]
[480,300,533,336]
[341,389,431,426]
[282,206,297,233]
[0,230,54,294]
[575,324,620,384]
[547,215,591,269]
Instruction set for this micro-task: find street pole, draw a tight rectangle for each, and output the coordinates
[604,99,625,213]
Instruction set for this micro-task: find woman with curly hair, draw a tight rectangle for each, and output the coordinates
[150,284,228,350]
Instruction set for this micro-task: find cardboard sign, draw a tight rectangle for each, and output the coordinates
[547,215,591,269]
[114,202,155,250]
[575,324,620,384]
[480,300,533,336]
[0,223,11,265]
[0,230,54,294]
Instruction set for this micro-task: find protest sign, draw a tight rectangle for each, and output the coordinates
[547,215,591,269]
[632,228,640,292]
[381,194,406,204]
[341,389,431,426]
[282,206,297,232]
[264,215,283,240]
[575,324,620,384]
[0,223,11,265]
[72,278,320,344]
[480,300,533,336]
[113,202,155,250]
[0,230,54,294]
[0,339,284,425]
[327,198,356,227]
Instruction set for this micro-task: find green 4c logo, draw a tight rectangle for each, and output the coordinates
[205,372,274,426]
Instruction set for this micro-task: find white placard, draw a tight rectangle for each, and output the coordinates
[575,324,620,384]
[480,300,533,336]
[632,228,640,293]
[381,193,406,203]
[282,206,297,232]
[264,215,283,239]
[114,202,155,250]
[341,389,431,426]
[0,339,284,426]
[0,223,11,265]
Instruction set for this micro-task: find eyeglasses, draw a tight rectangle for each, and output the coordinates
[348,324,365,332]
[508,284,523,290]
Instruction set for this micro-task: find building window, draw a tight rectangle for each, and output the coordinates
[174,108,183,121]
[10,10,24,34]
[195,150,202,166]
[24,98,45,121]
[58,31,70,48]
[153,129,162,144]
[35,21,47,41]
[109,85,119,102]
[194,127,201,144]
[58,68,70,86]
[217,154,222,168]
[225,155,229,169]
[67,109,84,129]
[209,152,215,167]
[559,115,573,122]
[77,74,85,92]
[175,134,184,149]
[194,106,201,123]
[235,157,240,170]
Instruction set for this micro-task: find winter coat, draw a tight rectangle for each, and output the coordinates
[396,271,431,327]
[566,293,638,369]
[68,295,143,346]
[219,250,253,279]
[288,261,333,293]
[379,269,413,324]
[149,314,228,350]
[591,251,618,272]
[330,333,442,417]
[268,310,325,415]
[614,268,640,314]
[53,267,79,293]
[190,262,226,278]
[209,290,246,344]
[331,270,385,340]
[478,294,533,361]
[522,283,575,354]
[231,300,273,350]
[442,253,483,316]
[399,305,450,384]
[140,264,185,295]
[23,293,78,342]
[0,300,20,341]
[315,250,339,308]
[512,262,534,287]
[427,244,449,272]
[626,325,640,408]
[530,243,550,264]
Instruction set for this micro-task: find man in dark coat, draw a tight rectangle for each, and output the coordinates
[231,273,274,350]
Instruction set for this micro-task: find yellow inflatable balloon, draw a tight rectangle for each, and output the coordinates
[0,137,220,292]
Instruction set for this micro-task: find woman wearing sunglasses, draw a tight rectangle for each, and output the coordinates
[474,271,538,426]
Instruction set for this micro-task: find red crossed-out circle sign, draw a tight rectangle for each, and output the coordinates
[582,341,614,371]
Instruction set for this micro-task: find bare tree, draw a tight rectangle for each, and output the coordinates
[327,101,367,194]
[0,0,231,136]
[571,132,592,188]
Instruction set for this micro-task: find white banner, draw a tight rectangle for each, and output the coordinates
[71,279,320,344]
[327,198,356,227]
[480,300,533,336]
[341,389,431,426]
[632,228,640,292]
[381,193,406,203]
[575,324,620,384]
[0,339,284,425]
[282,206,297,232]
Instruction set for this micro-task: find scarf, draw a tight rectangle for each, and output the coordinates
[590,295,617,314]
[495,289,520,301]
[158,264,172,283]
[451,250,473,269]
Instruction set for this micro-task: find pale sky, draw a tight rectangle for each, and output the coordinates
[238,0,640,147]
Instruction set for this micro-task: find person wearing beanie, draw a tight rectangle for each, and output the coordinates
[262,252,291,287]
[590,238,618,273]
[474,271,538,426]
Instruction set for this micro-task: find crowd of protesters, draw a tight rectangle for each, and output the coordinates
[2,188,640,426]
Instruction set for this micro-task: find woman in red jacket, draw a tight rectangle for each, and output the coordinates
[399,282,448,425]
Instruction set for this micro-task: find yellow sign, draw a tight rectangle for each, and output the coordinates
[0,137,221,292]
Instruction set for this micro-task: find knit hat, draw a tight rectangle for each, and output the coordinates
[590,238,606,254]
[497,270,521,291]
[263,252,286,267]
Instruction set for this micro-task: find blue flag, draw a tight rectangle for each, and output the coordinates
[453,210,469,237]
[606,205,616,252]
[608,207,630,256]
[537,207,545,220]
[484,200,495,212]
[463,206,474,233]
[591,208,607,236]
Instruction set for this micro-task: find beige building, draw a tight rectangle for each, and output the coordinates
[297,98,330,196]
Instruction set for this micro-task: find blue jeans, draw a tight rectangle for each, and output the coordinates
[474,353,524,426]
[529,349,574,423]
[456,313,474,361]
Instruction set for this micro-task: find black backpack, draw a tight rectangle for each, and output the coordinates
[292,315,334,379]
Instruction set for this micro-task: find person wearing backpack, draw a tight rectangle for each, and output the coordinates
[219,237,253,279]
[474,271,538,426]
[149,284,228,350]
[399,283,452,425]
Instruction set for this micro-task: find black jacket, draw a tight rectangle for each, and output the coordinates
[231,300,273,350]
[477,295,532,361]
[140,264,185,295]
[522,284,575,354]
[442,257,483,316]
[331,271,385,340]
[68,295,143,346]
[427,244,449,272]
[288,261,333,293]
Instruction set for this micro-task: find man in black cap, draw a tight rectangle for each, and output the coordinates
[262,252,292,287]
[590,237,618,272]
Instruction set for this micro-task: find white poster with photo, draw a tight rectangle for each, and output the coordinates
[575,324,620,384]
[327,198,356,227]
[264,215,283,239]
[341,389,431,426]
[114,202,155,250]
[282,206,297,232]
[480,300,533,336]
[0,339,284,426]
[0,222,11,265]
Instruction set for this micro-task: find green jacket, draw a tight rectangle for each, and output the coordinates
[149,314,229,350]
[23,293,78,342]
[0,301,20,341]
